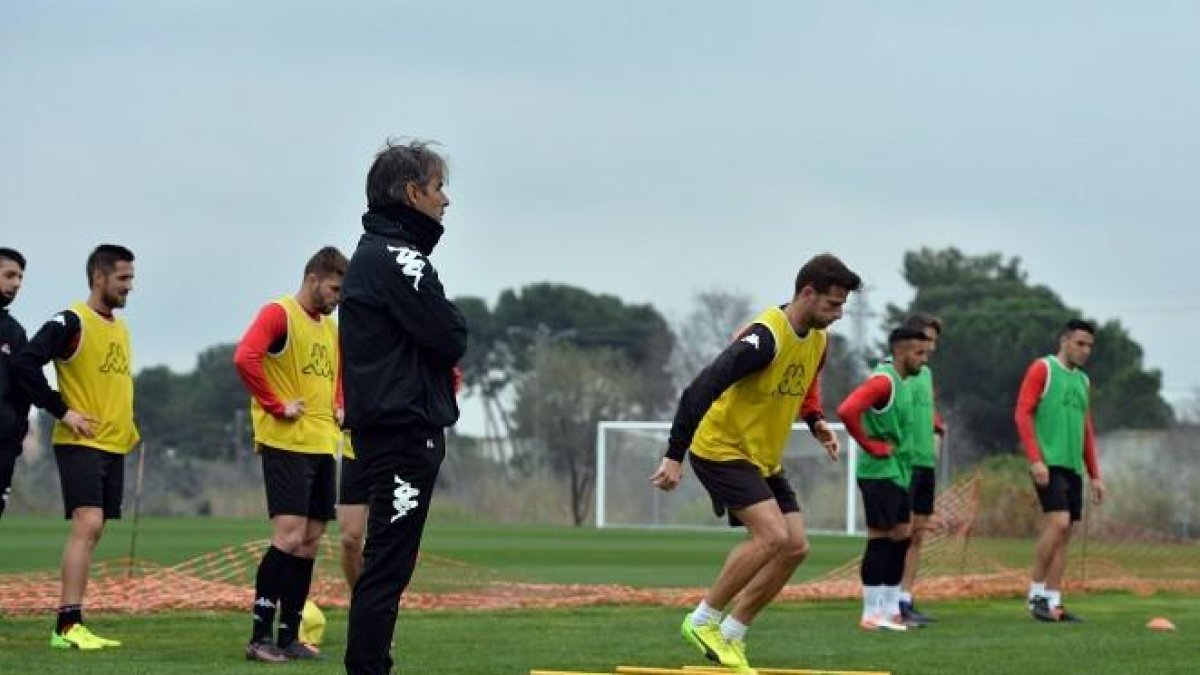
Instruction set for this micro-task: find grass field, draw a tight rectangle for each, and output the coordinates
[1,516,1197,674]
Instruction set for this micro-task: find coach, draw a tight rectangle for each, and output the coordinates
[341,139,468,675]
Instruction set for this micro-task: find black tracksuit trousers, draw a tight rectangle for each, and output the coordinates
[0,442,18,518]
[344,425,445,675]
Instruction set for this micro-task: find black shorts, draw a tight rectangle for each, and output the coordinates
[689,454,800,528]
[338,455,369,506]
[1035,466,1083,522]
[54,444,125,520]
[909,466,936,516]
[858,478,911,530]
[260,445,336,520]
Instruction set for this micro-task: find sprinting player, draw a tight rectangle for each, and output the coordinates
[1015,318,1105,622]
[651,253,861,673]
[341,140,469,675]
[0,247,30,519]
[233,246,347,662]
[898,313,945,625]
[12,244,138,650]
[837,326,930,631]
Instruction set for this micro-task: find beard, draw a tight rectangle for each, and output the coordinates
[104,291,127,309]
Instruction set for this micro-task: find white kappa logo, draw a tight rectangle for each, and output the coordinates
[391,475,420,522]
[386,245,426,290]
[741,333,760,349]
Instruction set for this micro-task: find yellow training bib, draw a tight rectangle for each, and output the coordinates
[250,296,341,455]
[691,306,826,475]
[51,302,140,454]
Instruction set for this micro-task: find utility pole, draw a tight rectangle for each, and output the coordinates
[846,286,877,362]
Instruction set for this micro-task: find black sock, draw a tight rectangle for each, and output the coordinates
[56,604,83,634]
[886,538,912,586]
[860,538,890,586]
[277,553,315,648]
[251,546,288,643]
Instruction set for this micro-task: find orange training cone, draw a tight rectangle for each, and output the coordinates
[1146,617,1176,631]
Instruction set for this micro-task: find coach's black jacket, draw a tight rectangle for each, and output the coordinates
[0,309,30,451]
[341,204,468,432]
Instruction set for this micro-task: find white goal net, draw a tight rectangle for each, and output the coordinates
[595,421,866,534]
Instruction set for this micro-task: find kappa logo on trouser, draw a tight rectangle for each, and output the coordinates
[391,475,420,522]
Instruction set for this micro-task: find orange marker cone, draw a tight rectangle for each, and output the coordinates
[1146,616,1176,631]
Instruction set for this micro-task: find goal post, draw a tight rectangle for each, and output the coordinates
[595,420,863,534]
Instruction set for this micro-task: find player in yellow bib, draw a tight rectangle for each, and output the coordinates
[651,253,862,673]
[12,244,137,651]
[233,247,347,662]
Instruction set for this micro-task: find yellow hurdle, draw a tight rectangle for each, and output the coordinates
[683,665,891,675]
[616,669,714,675]
[530,671,618,675]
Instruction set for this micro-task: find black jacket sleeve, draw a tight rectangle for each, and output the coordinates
[0,316,29,444]
[665,323,776,461]
[11,310,79,420]
[378,245,468,367]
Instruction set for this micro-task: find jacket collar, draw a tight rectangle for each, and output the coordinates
[362,203,444,256]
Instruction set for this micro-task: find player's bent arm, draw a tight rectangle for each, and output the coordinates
[232,303,289,417]
[1014,359,1048,465]
[836,375,893,458]
[10,310,79,419]
[798,348,828,432]
[664,324,775,461]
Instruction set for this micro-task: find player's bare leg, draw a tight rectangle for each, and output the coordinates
[899,514,933,624]
[901,514,927,595]
[1029,511,1071,621]
[53,507,120,649]
[682,499,786,670]
[730,511,809,624]
[60,507,105,607]
[704,500,789,610]
[338,504,367,589]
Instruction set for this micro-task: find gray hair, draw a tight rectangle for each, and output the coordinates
[365,138,448,210]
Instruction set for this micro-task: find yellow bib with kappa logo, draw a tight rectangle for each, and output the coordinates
[251,296,341,455]
[51,302,140,454]
[690,306,826,476]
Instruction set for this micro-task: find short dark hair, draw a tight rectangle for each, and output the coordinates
[1060,318,1096,339]
[0,247,26,270]
[85,244,134,286]
[903,311,943,336]
[304,246,348,279]
[794,253,862,296]
[888,325,929,347]
[366,138,449,210]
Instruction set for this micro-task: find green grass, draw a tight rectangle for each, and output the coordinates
[1,597,1197,674]
[0,517,865,586]
[2,516,1198,673]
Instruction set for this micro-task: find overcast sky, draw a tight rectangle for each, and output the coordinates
[3,1,1197,427]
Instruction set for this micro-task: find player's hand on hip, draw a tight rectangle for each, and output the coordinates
[649,458,683,492]
[283,399,305,420]
[62,409,96,438]
[1029,461,1050,487]
[1090,479,1106,505]
[335,406,345,427]
[814,420,840,463]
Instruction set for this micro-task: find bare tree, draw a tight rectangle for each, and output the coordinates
[668,289,756,392]
[512,344,646,525]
